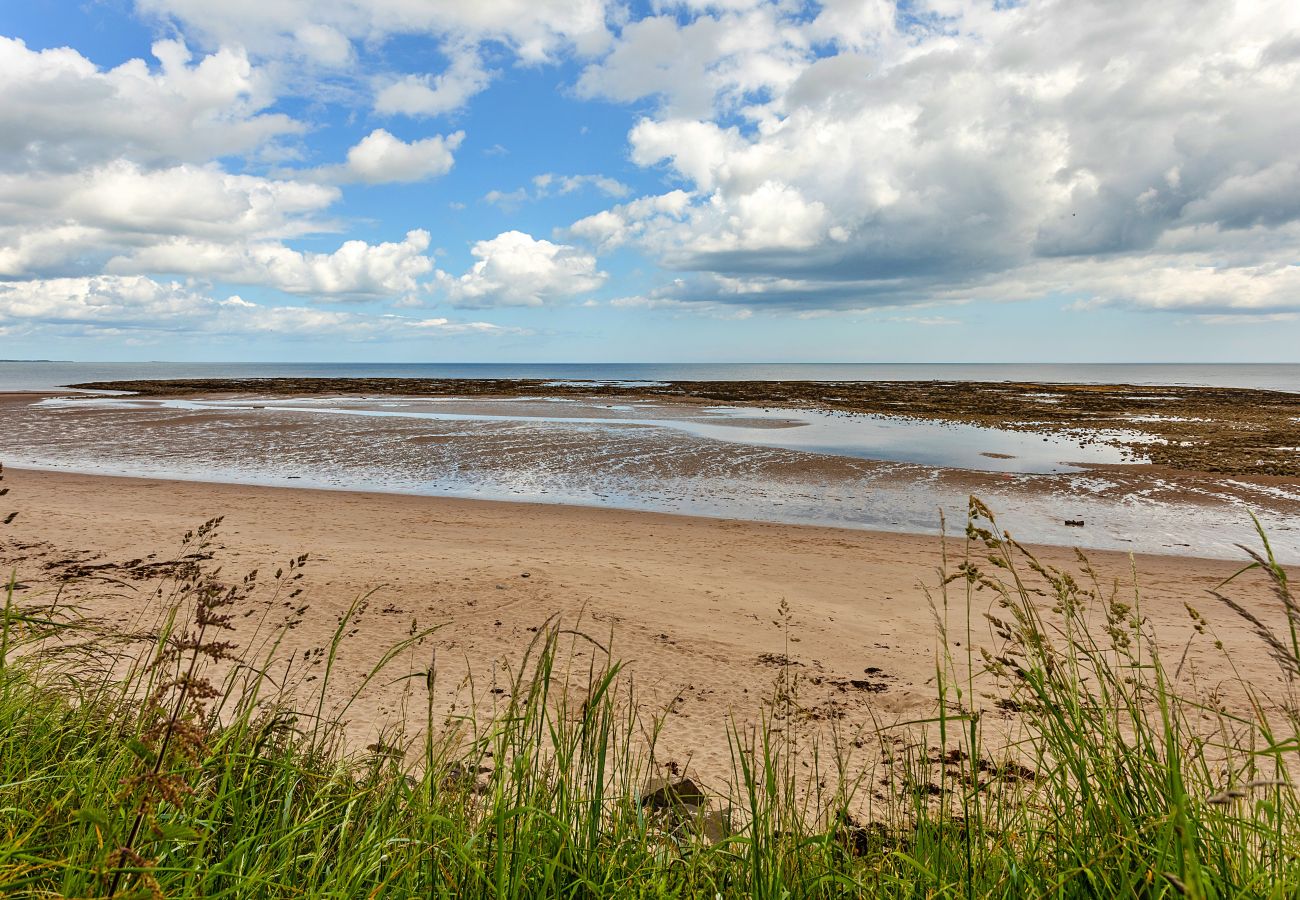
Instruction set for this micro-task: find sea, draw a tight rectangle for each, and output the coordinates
[1,361,1298,393]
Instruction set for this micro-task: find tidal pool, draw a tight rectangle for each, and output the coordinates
[7,394,1294,561]
[34,395,1146,474]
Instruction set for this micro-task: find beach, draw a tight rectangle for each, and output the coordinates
[4,465,1290,787]
[72,375,1300,476]
[9,0,1300,886]
[5,386,1299,562]
[3,377,1297,785]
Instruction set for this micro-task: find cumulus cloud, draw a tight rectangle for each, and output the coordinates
[9,0,1300,338]
[1061,260,1300,317]
[137,0,612,61]
[569,0,1300,316]
[108,230,436,301]
[0,155,439,303]
[435,231,606,308]
[344,129,462,183]
[0,162,341,276]
[139,0,612,118]
[568,190,693,251]
[575,9,807,117]
[374,47,491,117]
[0,37,300,171]
[291,23,353,66]
[0,36,450,309]
[299,129,464,184]
[0,275,515,340]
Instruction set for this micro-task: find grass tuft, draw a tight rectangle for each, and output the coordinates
[1,495,1298,897]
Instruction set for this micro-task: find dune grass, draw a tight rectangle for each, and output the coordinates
[1,486,1299,897]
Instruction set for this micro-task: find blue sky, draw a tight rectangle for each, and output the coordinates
[1,0,1297,362]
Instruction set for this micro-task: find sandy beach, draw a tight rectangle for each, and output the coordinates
[7,0,1300,885]
[4,466,1291,788]
[6,389,1298,562]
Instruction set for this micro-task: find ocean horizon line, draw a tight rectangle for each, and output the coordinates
[9,359,1299,366]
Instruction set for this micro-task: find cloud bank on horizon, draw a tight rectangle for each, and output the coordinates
[0,0,1297,361]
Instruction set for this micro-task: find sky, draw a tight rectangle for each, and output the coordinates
[0,0,1298,363]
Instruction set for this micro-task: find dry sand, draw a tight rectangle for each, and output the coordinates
[3,466,1293,790]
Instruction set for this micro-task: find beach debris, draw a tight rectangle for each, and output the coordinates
[1065,519,1085,527]
[756,652,801,667]
[640,776,731,843]
[815,676,889,693]
[641,775,707,814]
[365,740,404,760]
[837,813,893,857]
[696,809,732,843]
[439,762,491,795]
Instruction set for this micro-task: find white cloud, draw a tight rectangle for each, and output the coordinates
[482,187,530,210]
[339,129,463,183]
[292,23,353,66]
[0,35,451,297]
[804,0,898,51]
[610,291,754,320]
[1063,261,1300,316]
[484,172,631,209]
[0,155,441,302]
[374,47,491,117]
[140,0,613,119]
[627,119,744,192]
[0,37,300,171]
[576,9,807,117]
[568,190,693,251]
[0,162,339,277]
[7,0,1300,339]
[435,230,606,308]
[108,230,436,301]
[574,0,1300,316]
[137,0,612,62]
[0,275,515,340]
[533,173,630,199]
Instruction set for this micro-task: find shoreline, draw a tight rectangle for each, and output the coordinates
[2,458,1281,562]
[64,376,1300,476]
[5,387,1298,563]
[3,466,1290,785]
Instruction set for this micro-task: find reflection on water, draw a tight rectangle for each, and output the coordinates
[6,394,1298,562]
[35,395,1147,474]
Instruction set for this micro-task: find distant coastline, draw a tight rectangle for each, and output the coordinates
[2,360,1298,393]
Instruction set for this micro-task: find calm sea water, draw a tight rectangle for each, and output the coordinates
[2,361,1298,392]
[7,391,1298,561]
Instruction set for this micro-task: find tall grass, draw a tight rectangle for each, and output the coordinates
[1,493,1298,897]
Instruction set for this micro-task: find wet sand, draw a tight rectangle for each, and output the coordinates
[71,377,1300,476]
[3,467,1292,789]
[4,392,1298,561]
